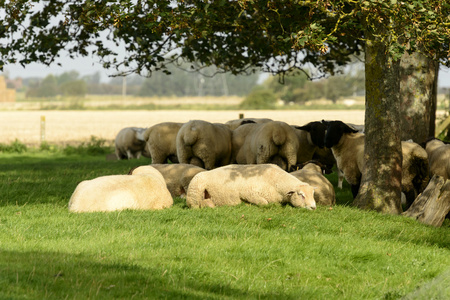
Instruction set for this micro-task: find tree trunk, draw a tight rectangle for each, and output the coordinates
[399,51,439,143]
[403,175,450,227]
[353,36,403,214]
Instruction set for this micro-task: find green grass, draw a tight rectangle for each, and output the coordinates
[0,152,449,299]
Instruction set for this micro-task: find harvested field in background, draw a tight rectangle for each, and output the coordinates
[0,110,365,146]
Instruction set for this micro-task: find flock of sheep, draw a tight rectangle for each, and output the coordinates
[68,117,450,213]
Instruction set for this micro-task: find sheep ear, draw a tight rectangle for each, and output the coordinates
[296,123,311,132]
[343,123,359,134]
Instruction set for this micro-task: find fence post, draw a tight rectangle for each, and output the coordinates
[40,115,46,144]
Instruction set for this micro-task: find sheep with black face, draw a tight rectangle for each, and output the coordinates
[323,120,429,207]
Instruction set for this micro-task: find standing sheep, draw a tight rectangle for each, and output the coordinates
[176,120,233,170]
[236,121,300,171]
[290,160,336,206]
[423,138,450,180]
[115,127,148,160]
[292,121,327,164]
[186,164,316,209]
[324,120,429,206]
[143,122,183,164]
[68,166,173,212]
[231,122,259,163]
[130,164,206,198]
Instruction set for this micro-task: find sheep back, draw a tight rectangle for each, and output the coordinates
[186,164,316,209]
[176,120,232,170]
[144,122,183,164]
[225,118,273,130]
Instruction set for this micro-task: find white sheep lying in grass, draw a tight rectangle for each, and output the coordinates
[324,120,429,206]
[68,166,173,212]
[176,120,233,170]
[130,164,206,198]
[235,121,300,171]
[186,164,316,210]
[423,138,450,180]
[290,160,336,206]
[115,127,148,160]
[143,122,183,164]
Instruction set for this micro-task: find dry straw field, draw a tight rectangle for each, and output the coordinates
[0,109,365,147]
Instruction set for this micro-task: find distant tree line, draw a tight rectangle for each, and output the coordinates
[6,62,373,102]
[18,64,260,98]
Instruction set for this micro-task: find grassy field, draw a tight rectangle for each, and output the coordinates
[0,145,449,299]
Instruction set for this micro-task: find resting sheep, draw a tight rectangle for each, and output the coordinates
[68,166,173,212]
[290,160,336,206]
[423,138,450,180]
[186,164,316,210]
[130,164,206,198]
[115,127,148,160]
[235,121,299,171]
[324,120,429,206]
[143,122,183,164]
[176,120,233,170]
[225,117,273,130]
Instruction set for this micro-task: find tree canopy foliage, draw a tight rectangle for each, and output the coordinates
[2,1,448,78]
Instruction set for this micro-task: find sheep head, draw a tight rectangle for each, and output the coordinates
[324,120,358,148]
[295,121,327,148]
[287,185,316,210]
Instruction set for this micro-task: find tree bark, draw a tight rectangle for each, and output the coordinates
[399,51,439,143]
[403,175,450,227]
[353,35,403,214]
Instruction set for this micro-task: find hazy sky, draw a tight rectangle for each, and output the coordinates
[3,54,450,88]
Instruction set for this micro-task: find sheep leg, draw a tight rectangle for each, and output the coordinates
[151,153,166,164]
[242,195,269,206]
[115,148,122,160]
[337,169,344,189]
[200,189,216,208]
[351,184,360,199]
[126,150,133,159]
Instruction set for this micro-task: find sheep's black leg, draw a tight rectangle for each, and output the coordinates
[351,184,360,198]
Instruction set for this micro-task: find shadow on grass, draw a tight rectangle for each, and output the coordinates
[0,155,146,207]
[0,250,294,300]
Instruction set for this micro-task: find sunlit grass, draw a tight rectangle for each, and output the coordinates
[0,153,448,299]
